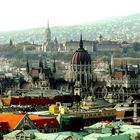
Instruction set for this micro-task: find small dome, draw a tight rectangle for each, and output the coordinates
[71,48,91,64]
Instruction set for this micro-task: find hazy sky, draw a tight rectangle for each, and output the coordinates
[0,0,140,31]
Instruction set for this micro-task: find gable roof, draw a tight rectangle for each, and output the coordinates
[28,115,59,128]
[0,113,25,130]
[34,131,83,140]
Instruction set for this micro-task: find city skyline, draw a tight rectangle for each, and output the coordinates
[0,0,140,31]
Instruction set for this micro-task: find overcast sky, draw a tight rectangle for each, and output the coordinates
[0,0,140,31]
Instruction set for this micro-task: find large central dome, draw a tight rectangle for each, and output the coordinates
[71,34,91,65]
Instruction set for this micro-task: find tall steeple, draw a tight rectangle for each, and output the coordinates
[79,33,83,49]
[46,20,51,43]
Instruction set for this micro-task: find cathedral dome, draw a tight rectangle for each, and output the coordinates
[71,35,91,65]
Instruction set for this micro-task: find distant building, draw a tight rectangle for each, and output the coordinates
[94,34,123,52]
[62,34,124,53]
[42,21,59,52]
[22,41,43,59]
[63,40,94,53]
[106,55,140,88]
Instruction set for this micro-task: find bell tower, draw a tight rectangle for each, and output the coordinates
[45,20,51,43]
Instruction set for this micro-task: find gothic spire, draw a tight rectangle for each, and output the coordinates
[120,60,124,69]
[125,60,128,75]
[108,61,112,75]
[39,56,43,70]
[137,63,140,75]
[46,19,51,42]
[44,58,47,68]
[26,57,29,74]
[53,58,56,73]
[79,33,83,49]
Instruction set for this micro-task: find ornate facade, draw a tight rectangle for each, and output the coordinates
[95,56,140,103]
[106,56,140,88]
[65,34,95,97]
[26,56,56,89]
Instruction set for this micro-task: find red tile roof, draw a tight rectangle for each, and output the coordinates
[0,113,25,130]
[29,115,59,129]
[31,69,39,77]
[10,96,62,106]
[113,71,125,79]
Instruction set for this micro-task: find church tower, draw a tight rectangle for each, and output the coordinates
[45,20,51,43]
[42,20,55,53]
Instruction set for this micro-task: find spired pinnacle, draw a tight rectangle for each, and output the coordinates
[79,32,83,49]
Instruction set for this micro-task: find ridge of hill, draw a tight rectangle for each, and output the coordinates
[1,13,140,44]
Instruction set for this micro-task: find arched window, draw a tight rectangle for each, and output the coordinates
[81,74,85,84]
[77,74,80,81]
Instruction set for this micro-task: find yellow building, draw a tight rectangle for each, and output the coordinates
[49,102,60,114]
[49,102,69,114]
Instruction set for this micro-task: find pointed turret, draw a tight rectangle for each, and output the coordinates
[125,60,128,75]
[44,58,47,68]
[39,57,43,70]
[108,61,112,75]
[120,61,124,69]
[79,33,83,49]
[52,58,56,73]
[26,58,29,74]
[136,63,140,75]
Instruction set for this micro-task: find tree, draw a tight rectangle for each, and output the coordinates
[9,39,13,46]
[11,59,21,67]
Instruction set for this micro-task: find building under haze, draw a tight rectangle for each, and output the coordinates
[42,21,59,52]
[93,34,123,53]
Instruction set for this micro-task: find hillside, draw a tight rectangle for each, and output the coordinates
[1,13,140,44]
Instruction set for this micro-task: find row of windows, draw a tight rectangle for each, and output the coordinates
[80,112,115,118]
[16,136,30,140]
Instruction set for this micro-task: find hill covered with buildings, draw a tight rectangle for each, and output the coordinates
[1,13,140,44]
